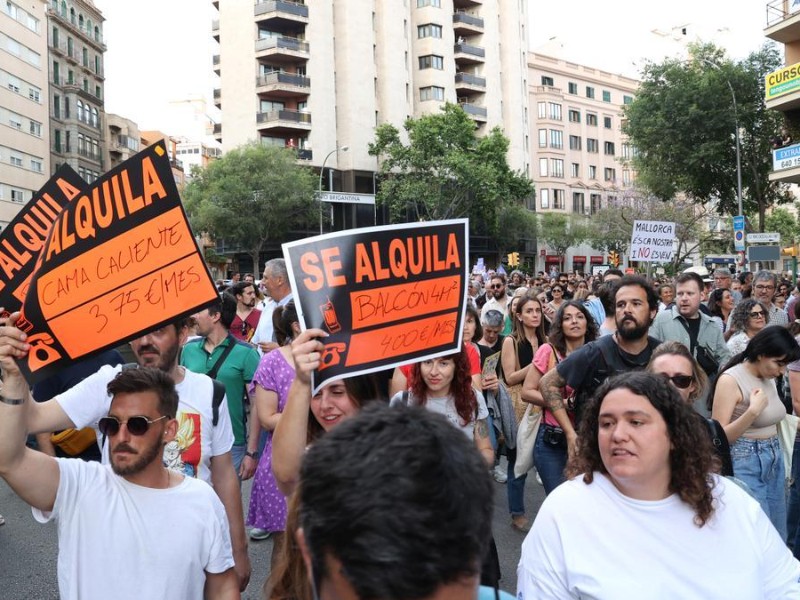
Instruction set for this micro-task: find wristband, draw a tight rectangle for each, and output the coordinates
[245,450,259,460]
[0,395,25,405]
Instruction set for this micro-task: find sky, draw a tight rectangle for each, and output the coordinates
[92,0,772,138]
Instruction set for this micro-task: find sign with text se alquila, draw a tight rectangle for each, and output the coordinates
[0,164,85,314]
[283,220,469,393]
[16,142,219,384]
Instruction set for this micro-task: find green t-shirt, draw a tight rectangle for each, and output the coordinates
[181,335,260,445]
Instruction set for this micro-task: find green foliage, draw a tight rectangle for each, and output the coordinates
[623,42,792,230]
[764,206,800,243]
[538,213,589,269]
[368,103,533,238]
[183,143,317,277]
[496,201,538,254]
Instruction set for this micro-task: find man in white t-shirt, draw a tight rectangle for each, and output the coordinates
[0,366,238,599]
[0,315,252,592]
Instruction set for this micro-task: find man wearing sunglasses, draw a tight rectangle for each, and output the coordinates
[0,367,239,599]
[480,274,509,319]
[0,315,252,592]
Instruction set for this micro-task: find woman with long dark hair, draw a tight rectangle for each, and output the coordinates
[707,288,734,334]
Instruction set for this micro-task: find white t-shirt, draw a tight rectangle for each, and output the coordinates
[33,458,233,600]
[390,389,489,440]
[57,365,234,483]
[251,293,293,354]
[518,473,800,600]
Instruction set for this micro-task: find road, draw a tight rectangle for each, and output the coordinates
[0,458,545,599]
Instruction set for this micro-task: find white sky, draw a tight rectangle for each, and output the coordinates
[92,0,773,136]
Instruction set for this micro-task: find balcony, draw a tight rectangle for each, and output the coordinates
[455,72,486,94]
[454,43,485,65]
[77,148,102,164]
[256,72,311,98]
[453,12,484,36]
[765,0,800,44]
[765,61,800,111]
[255,36,309,64]
[460,102,487,122]
[212,19,220,42]
[254,0,309,28]
[47,7,106,51]
[297,148,312,161]
[61,81,102,103]
[453,0,482,8]
[770,142,800,183]
[256,109,311,133]
[213,88,221,109]
[213,54,220,75]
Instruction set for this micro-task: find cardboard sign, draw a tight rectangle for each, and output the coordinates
[629,220,676,263]
[0,165,84,314]
[283,220,468,393]
[16,142,219,384]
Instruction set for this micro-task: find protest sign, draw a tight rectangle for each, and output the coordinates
[16,141,218,384]
[283,220,468,393]
[0,165,84,314]
[629,220,676,263]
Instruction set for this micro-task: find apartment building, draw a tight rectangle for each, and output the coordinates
[175,139,222,178]
[105,112,140,170]
[529,53,638,273]
[141,131,186,189]
[47,0,105,184]
[213,0,529,229]
[0,0,50,227]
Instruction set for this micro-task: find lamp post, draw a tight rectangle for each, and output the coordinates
[318,146,349,234]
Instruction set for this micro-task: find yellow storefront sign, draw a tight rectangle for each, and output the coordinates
[766,62,800,100]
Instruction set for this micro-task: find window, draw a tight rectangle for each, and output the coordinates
[552,189,565,209]
[622,143,635,160]
[417,23,442,38]
[82,47,88,67]
[568,82,578,94]
[571,163,580,178]
[623,95,634,105]
[537,102,546,119]
[53,94,60,118]
[28,87,40,102]
[541,75,554,86]
[602,90,611,103]
[419,85,444,101]
[586,113,597,126]
[603,116,612,129]
[604,141,615,156]
[30,159,42,172]
[589,165,597,179]
[10,155,23,167]
[587,138,598,153]
[573,192,585,213]
[569,135,581,150]
[11,189,25,203]
[568,109,580,123]
[54,129,61,152]
[591,194,602,214]
[586,86,595,99]
[9,117,22,130]
[7,75,20,93]
[53,61,59,83]
[548,102,562,120]
[604,167,616,182]
[538,129,547,148]
[29,120,41,137]
[540,189,550,209]
[622,169,631,186]
[549,130,563,149]
[539,158,548,177]
[417,0,441,6]
[551,159,564,178]
[418,54,444,70]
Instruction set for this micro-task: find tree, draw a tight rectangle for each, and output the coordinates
[624,42,792,231]
[183,144,317,278]
[764,206,800,244]
[368,103,533,239]
[496,202,538,256]
[538,213,589,271]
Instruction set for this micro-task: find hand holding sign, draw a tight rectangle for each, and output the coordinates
[291,328,328,385]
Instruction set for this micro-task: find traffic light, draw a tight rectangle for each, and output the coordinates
[783,245,798,257]
[609,251,620,267]
[507,252,519,267]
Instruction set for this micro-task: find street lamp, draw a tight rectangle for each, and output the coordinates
[318,145,349,234]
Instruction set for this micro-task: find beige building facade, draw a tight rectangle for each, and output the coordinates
[213,0,530,216]
[528,53,638,273]
[0,0,50,227]
[105,112,140,170]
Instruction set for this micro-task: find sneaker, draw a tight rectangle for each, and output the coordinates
[492,465,507,484]
[0,514,4,526]
[249,528,271,541]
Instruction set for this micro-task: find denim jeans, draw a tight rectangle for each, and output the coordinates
[787,438,800,555]
[731,435,787,541]
[533,426,568,495]
[506,447,527,517]
[230,443,246,483]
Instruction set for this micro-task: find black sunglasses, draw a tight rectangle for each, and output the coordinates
[98,415,168,437]
[749,311,766,318]
[660,374,693,389]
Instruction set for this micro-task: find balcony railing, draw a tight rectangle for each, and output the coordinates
[213,123,222,134]
[255,36,309,53]
[453,12,484,28]
[766,0,794,27]
[256,109,311,125]
[460,103,487,117]
[213,54,220,65]
[454,43,485,58]
[256,72,311,88]
[455,72,486,87]
[77,148,101,162]
[297,148,312,160]
[254,0,309,18]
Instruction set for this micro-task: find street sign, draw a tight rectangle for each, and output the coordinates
[733,216,745,252]
[747,245,781,262]
[746,232,781,243]
[317,191,376,205]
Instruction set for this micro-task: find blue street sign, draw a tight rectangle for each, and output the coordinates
[733,216,745,251]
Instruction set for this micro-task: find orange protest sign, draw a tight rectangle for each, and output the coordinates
[283,220,468,393]
[16,142,218,384]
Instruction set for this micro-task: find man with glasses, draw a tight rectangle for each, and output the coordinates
[0,367,239,599]
[481,274,509,319]
[713,268,741,303]
[752,270,788,327]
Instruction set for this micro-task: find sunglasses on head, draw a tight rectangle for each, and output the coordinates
[660,373,693,389]
[98,415,168,437]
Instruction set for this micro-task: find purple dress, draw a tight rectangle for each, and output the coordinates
[247,349,295,531]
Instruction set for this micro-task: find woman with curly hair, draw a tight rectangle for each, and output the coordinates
[707,288,735,334]
[710,326,800,540]
[518,372,800,599]
[726,298,769,350]
[521,300,598,494]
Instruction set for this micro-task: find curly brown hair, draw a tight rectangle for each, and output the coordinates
[409,348,476,426]
[565,372,719,527]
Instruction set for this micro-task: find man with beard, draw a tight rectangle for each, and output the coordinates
[230,281,261,344]
[481,274,510,319]
[0,316,252,592]
[0,367,238,599]
[539,276,661,457]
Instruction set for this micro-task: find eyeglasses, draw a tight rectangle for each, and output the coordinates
[552,288,563,293]
[755,284,775,291]
[659,374,693,389]
[490,284,504,289]
[98,415,168,437]
[749,311,766,318]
